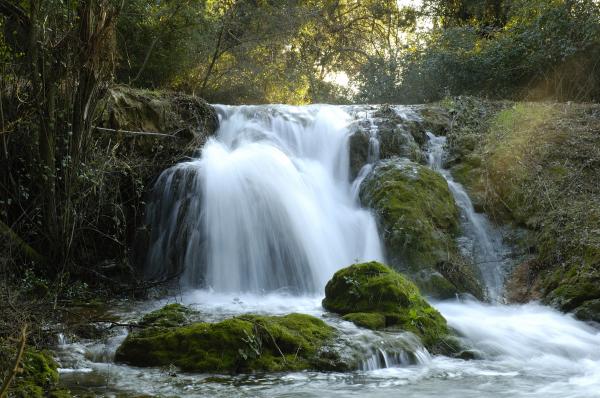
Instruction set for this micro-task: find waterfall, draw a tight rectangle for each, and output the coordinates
[426,133,510,302]
[145,105,383,293]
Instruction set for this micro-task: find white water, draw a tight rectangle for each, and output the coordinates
[426,133,510,302]
[56,294,600,398]
[55,105,600,397]
[146,105,383,293]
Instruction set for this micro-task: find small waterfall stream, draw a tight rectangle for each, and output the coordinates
[426,132,510,302]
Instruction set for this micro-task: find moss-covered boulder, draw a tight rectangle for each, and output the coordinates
[360,158,459,269]
[322,262,454,353]
[359,158,482,298]
[115,307,344,373]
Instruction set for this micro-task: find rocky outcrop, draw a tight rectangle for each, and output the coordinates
[322,262,457,354]
[74,86,218,281]
[98,85,218,166]
[442,97,600,320]
[348,105,426,178]
[348,104,453,179]
[358,158,483,299]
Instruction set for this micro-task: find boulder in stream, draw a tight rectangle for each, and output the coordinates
[322,262,457,354]
[115,307,347,373]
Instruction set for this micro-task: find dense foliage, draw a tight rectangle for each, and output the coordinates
[116,0,414,103]
[358,0,600,103]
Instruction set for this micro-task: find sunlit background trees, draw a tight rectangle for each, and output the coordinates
[114,0,600,104]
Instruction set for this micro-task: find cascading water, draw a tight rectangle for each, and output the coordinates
[55,104,600,398]
[426,132,510,302]
[146,105,383,293]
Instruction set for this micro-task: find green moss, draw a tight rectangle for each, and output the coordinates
[139,303,195,328]
[543,263,600,312]
[115,312,339,373]
[360,159,459,271]
[359,158,483,298]
[2,348,63,398]
[322,262,452,353]
[342,313,386,330]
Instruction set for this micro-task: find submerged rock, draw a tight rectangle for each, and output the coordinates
[322,262,456,354]
[115,307,345,373]
[359,158,483,299]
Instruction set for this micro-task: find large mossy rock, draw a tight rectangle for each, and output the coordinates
[115,306,345,373]
[322,262,455,354]
[360,158,459,268]
[359,158,483,299]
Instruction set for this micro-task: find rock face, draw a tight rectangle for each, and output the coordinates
[359,158,483,299]
[99,85,218,166]
[348,105,427,178]
[115,306,346,373]
[89,86,219,277]
[442,97,600,320]
[322,262,455,354]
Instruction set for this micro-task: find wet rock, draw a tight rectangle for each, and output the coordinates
[322,262,456,354]
[348,105,425,179]
[413,105,452,136]
[573,299,600,323]
[115,307,342,373]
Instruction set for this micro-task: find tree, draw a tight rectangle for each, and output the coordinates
[0,0,120,266]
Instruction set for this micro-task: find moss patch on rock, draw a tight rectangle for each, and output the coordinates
[322,262,454,353]
[138,303,196,328]
[342,313,386,330]
[115,308,341,373]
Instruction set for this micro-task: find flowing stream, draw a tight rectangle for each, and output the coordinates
[55,105,600,397]
[426,132,510,302]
